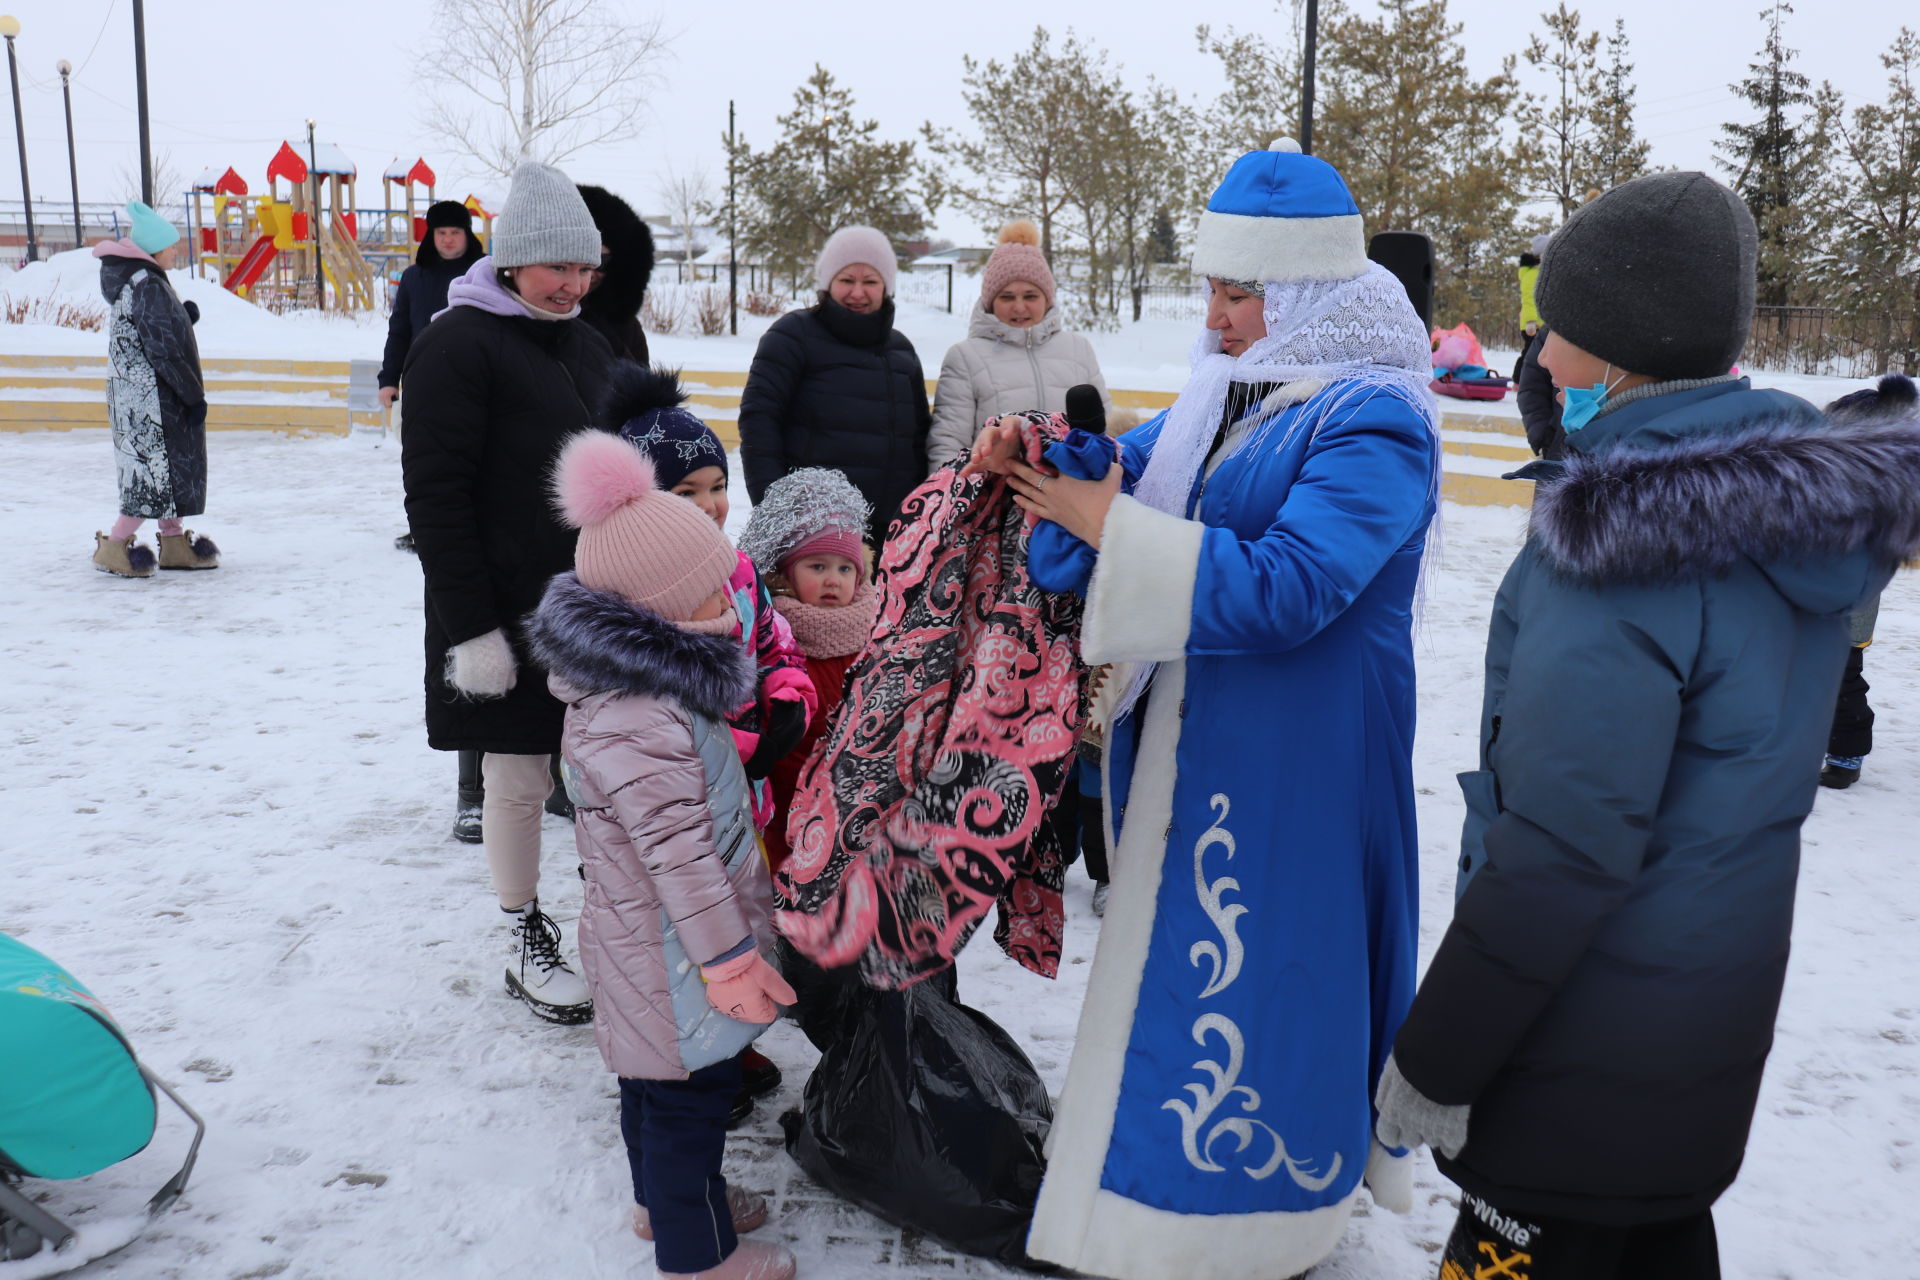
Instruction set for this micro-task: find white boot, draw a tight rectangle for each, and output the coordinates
[502,899,592,1023]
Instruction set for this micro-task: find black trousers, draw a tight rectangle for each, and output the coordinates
[1440,1193,1718,1280]
[1828,644,1874,759]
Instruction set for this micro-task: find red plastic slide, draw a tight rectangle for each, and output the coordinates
[223,235,278,293]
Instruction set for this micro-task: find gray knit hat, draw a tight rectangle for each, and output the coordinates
[491,161,603,269]
[1536,171,1757,380]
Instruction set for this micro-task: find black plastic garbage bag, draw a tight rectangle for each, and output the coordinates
[780,978,1054,1269]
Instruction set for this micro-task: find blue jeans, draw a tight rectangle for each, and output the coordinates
[619,1056,744,1274]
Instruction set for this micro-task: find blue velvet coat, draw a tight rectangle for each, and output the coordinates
[1027,381,1439,1280]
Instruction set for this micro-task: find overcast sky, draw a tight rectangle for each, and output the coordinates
[0,0,1906,245]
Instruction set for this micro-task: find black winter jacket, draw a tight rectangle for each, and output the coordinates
[1515,328,1564,459]
[378,236,483,389]
[399,303,615,754]
[1394,380,1920,1224]
[738,298,930,543]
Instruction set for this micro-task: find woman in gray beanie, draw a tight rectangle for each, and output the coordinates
[400,160,616,1025]
[1377,171,1920,1277]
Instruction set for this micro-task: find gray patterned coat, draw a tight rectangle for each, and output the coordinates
[96,241,206,517]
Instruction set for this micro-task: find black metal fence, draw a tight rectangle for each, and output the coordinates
[1746,306,1917,379]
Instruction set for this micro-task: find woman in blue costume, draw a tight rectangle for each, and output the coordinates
[969,140,1440,1278]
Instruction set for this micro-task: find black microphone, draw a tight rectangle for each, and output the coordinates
[1064,383,1106,435]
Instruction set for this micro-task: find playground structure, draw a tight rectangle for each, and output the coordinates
[189,145,491,315]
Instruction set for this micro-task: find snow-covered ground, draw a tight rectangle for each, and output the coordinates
[2,427,1915,1279]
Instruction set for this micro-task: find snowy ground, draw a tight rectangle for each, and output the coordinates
[2,429,1916,1280]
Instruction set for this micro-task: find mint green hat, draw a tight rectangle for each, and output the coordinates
[126,200,180,254]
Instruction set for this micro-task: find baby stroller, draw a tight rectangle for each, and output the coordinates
[0,933,205,1270]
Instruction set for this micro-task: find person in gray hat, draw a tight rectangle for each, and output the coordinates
[1375,171,1920,1278]
[400,160,615,1025]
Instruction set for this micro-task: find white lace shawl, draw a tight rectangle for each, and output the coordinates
[1111,264,1440,723]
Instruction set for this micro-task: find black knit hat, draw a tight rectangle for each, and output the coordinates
[424,199,474,233]
[1536,171,1757,380]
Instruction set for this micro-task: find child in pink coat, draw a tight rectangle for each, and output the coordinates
[527,432,798,1280]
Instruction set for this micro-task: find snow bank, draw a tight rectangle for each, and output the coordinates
[0,247,385,361]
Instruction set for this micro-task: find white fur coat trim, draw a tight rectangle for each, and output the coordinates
[1191,208,1369,285]
[1082,496,1203,664]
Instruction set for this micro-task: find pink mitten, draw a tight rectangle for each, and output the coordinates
[700,950,797,1024]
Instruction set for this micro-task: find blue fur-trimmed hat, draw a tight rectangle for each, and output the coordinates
[600,364,728,491]
[1190,138,1369,285]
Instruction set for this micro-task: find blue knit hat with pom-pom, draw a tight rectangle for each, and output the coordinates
[599,364,727,490]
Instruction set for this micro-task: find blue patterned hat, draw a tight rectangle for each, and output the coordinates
[600,364,727,490]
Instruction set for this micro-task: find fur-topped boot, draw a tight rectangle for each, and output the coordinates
[92,531,156,578]
[157,530,220,570]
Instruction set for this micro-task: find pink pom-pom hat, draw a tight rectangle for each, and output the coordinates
[550,431,737,621]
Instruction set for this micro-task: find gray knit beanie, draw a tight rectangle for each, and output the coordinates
[1536,171,1757,380]
[491,161,603,269]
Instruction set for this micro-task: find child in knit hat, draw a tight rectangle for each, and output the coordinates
[605,364,815,1113]
[736,469,880,871]
[603,364,818,827]
[525,432,799,1280]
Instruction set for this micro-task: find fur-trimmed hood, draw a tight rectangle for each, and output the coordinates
[1531,416,1920,599]
[525,573,754,719]
[576,185,654,323]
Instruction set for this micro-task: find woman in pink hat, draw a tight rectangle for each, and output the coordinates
[927,220,1112,473]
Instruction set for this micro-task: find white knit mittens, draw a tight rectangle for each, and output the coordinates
[446,628,518,700]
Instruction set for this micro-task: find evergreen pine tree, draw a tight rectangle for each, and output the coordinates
[1817,28,1920,373]
[726,67,926,281]
[1591,20,1652,191]
[1717,2,1820,308]
[1150,207,1180,264]
[1513,4,1607,216]
[1311,0,1524,337]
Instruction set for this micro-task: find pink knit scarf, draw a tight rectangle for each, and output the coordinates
[773,585,880,659]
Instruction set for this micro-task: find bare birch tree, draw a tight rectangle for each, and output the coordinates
[423,0,671,177]
[659,164,712,261]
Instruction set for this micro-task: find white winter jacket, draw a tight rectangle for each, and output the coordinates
[927,308,1110,473]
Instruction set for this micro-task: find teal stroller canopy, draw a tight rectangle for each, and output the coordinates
[0,933,204,1264]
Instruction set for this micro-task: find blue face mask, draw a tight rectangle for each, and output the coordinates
[1561,366,1627,433]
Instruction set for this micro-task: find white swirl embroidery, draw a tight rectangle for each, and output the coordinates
[1188,795,1247,999]
[1162,793,1344,1191]
[1162,1015,1343,1189]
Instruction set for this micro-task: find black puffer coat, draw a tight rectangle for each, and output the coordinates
[577,185,654,364]
[738,297,930,543]
[378,232,482,389]
[400,295,616,755]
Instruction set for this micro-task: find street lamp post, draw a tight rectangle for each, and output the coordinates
[0,15,38,263]
[306,118,324,311]
[57,58,79,248]
[1300,0,1320,156]
[130,0,151,204]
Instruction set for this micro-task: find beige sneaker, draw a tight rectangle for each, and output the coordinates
[92,532,156,578]
[157,530,220,570]
[658,1239,796,1280]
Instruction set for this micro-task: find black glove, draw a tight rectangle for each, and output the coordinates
[743,698,808,781]
[182,300,201,325]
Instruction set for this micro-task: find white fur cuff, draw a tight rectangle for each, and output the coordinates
[446,628,518,700]
[1364,1140,1414,1214]
[1082,496,1203,664]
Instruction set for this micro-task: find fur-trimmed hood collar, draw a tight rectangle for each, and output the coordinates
[1531,415,1920,601]
[525,573,754,719]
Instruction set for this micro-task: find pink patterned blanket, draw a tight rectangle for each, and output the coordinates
[774,411,1084,989]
